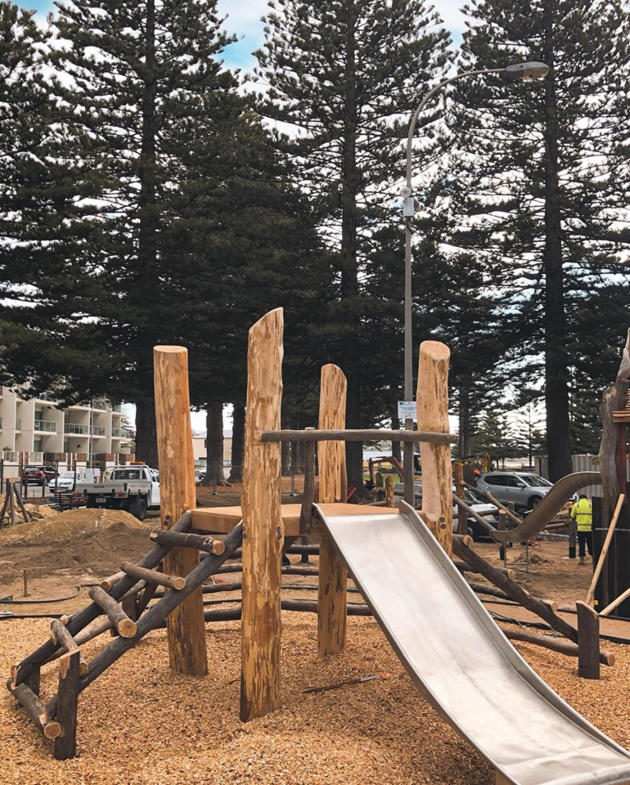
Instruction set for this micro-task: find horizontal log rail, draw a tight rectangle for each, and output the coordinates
[121,562,186,591]
[261,428,457,444]
[8,681,62,739]
[501,627,614,666]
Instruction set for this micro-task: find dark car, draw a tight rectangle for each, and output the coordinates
[22,465,57,485]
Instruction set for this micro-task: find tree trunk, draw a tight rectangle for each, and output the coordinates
[458,387,470,459]
[133,0,159,470]
[341,7,362,498]
[204,401,225,486]
[228,401,244,483]
[542,14,572,481]
[135,396,158,468]
[391,409,401,463]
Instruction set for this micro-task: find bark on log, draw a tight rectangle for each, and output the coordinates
[88,586,137,638]
[154,345,207,676]
[149,529,224,555]
[79,523,243,693]
[54,648,80,759]
[9,510,192,689]
[317,364,349,657]
[261,429,456,444]
[121,562,186,591]
[501,627,613,666]
[8,681,61,739]
[417,341,452,555]
[598,328,630,503]
[240,308,284,722]
[452,537,579,644]
[50,620,78,652]
[577,601,601,678]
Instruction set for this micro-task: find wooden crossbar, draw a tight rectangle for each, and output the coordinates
[261,428,457,444]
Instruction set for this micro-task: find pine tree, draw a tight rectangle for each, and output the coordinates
[42,0,239,465]
[0,2,108,410]
[256,0,451,491]
[449,0,630,480]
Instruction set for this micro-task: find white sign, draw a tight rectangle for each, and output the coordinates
[397,400,416,421]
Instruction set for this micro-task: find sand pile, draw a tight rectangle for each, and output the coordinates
[0,507,146,547]
[0,509,152,580]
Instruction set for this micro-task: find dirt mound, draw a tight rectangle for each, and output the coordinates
[0,510,153,583]
[0,507,146,547]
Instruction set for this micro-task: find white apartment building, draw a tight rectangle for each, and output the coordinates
[0,386,134,471]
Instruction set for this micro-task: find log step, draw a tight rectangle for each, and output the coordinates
[8,681,62,739]
[88,586,137,638]
[120,562,186,591]
[149,529,225,555]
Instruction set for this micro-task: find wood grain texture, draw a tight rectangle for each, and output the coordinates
[317,364,348,657]
[577,601,601,678]
[54,649,80,759]
[240,308,284,722]
[154,345,207,676]
[417,341,453,555]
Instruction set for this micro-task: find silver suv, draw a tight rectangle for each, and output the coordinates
[476,471,552,510]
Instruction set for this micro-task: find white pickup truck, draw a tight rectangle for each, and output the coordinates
[84,465,160,520]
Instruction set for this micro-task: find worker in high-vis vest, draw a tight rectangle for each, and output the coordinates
[570,494,593,565]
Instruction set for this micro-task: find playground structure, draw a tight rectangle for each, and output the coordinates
[7,308,630,784]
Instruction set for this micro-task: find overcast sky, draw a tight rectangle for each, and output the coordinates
[22,0,467,68]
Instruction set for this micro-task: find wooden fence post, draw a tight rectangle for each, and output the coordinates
[577,601,600,679]
[317,364,348,657]
[240,308,284,721]
[417,341,453,556]
[54,648,81,759]
[154,346,207,676]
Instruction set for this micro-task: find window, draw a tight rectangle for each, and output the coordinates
[485,475,507,486]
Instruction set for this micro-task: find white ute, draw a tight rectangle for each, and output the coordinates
[84,464,160,520]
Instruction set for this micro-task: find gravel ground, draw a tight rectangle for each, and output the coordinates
[3,612,630,785]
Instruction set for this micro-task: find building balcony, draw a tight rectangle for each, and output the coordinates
[92,426,106,436]
[34,419,57,433]
[65,423,89,435]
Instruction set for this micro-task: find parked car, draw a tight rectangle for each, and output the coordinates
[194,469,206,485]
[475,471,555,511]
[22,465,57,485]
[393,482,499,540]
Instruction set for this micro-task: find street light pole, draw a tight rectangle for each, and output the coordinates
[401,62,549,505]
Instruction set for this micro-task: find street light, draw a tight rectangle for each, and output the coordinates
[401,61,549,504]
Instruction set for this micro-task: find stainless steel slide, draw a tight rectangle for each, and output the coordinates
[491,471,601,544]
[316,501,630,785]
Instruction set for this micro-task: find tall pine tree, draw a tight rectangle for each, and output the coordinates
[256,0,451,491]
[449,0,630,479]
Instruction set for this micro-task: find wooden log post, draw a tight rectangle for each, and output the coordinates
[8,681,61,739]
[417,341,453,555]
[240,308,284,722]
[317,364,348,657]
[154,345,207,676]
[577,601,601,679]
[54,648,81,759]
[454,460,467,536]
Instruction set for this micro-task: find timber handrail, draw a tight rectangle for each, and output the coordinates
[261,428,457,444]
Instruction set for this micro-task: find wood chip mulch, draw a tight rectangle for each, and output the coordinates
[2,613,630,785]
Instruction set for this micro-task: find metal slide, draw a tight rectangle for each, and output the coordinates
[316,501,630,785]
[491,471,601,545]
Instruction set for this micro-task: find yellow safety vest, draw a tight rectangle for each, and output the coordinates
[571,498,592,531]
